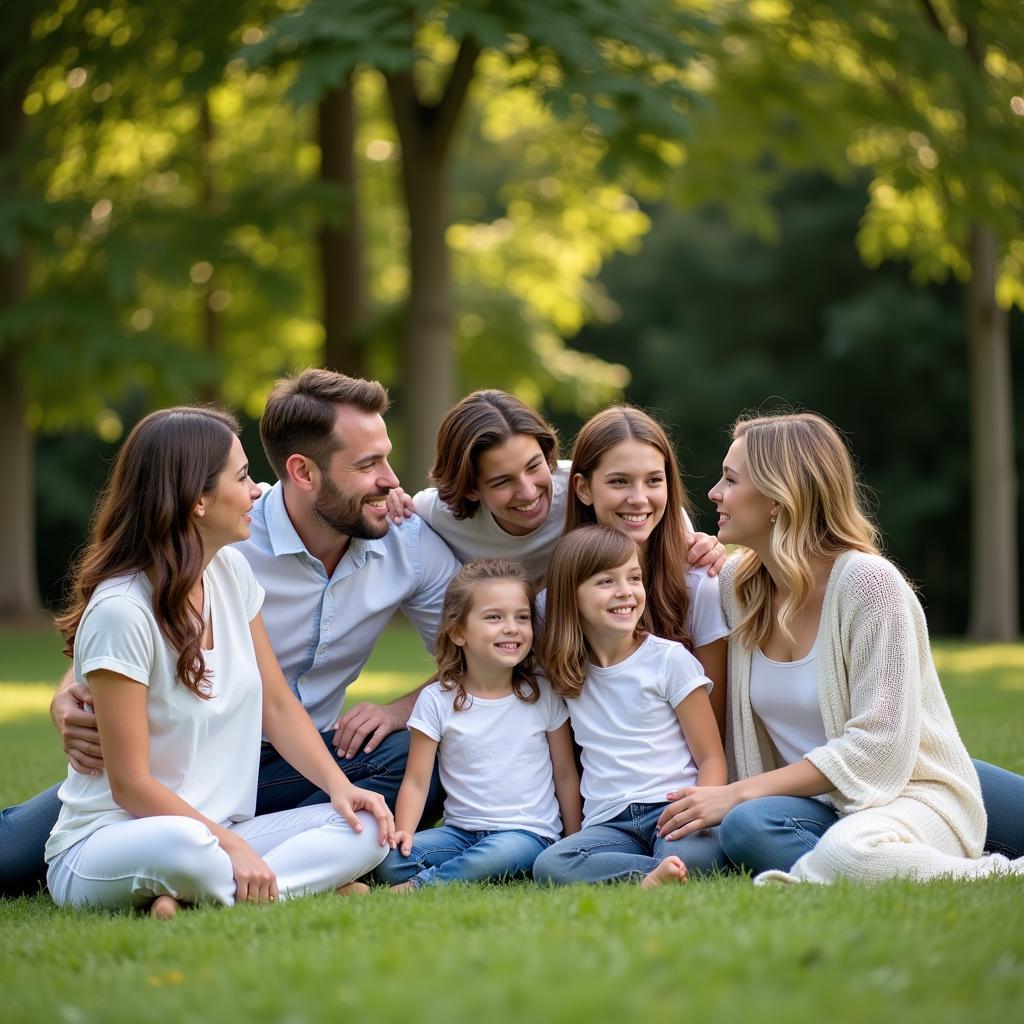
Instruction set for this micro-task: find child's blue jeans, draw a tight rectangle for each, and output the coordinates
[533,801,729,884]
[376,823,554,888]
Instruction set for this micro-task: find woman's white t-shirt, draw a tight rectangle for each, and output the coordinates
[749,644,827,766]
[408,678,570,840]
[565,634,712,827]
[412,462,573,581]
[45,547,266,862]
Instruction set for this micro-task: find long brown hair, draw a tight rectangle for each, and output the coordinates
[430,390,559,519]
[435,559,540,711]
[55,406,240,698]
[540,526,644,698]
[565,406,694,649]
[731,412,880,649]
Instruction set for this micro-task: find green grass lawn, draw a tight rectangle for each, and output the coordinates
[3,624,1023,1024]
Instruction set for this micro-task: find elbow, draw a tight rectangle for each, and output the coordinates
[107,772,152,814]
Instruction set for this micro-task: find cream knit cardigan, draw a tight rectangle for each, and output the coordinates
[720,550,988,882]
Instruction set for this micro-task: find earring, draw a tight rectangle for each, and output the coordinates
[769,512,777,526]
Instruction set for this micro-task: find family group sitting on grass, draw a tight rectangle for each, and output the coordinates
[2,371,1022,917]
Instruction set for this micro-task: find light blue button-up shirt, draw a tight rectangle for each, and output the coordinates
[235,482,461,731]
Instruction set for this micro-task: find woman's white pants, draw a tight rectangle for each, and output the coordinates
[47,805,388,909]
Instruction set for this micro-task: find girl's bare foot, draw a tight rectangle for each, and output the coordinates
[336,881,370,897]
[641,856,688,890]
[390,881,415,893]
[150,895,181,920]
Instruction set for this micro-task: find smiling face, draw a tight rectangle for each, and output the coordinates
[575,555,646,645]
[197,435,261,549]
[468,433,554,537]
[452,578,534,676]
[708,436,777,547]
[573,439,667,548]
[313,404,401,540]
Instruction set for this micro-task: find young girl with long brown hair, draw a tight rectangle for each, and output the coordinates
[45,407,394,917]
[376,559,581,889]
[532,526,728,888]
[564,406,730,734]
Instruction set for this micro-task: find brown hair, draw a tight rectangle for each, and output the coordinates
[731,412,880,649]
[565,406,694,649]
[540,525,645,698]
[260,368,389,480]
[55,406,240,699]
[430,390,559,519]
[435,559,540,711]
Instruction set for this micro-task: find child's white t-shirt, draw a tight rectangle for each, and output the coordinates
[45,547,265,862]
[412,462,573,581]
[564,634,712,827]
[408,678,570,839]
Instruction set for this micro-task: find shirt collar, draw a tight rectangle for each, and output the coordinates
[263,482,310,558]
[264,482,392,565]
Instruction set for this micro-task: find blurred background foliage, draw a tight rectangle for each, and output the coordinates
[2,0,1022,636]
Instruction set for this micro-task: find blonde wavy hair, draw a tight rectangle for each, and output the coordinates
[732,412,880,649]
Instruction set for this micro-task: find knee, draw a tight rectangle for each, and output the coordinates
[354,813,390,874]
[531,842,574,886]
[374,847,411,885]
[719,800,767,865]
[138,818,233,902]
[326,810,390,875]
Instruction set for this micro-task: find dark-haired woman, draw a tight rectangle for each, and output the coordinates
[45,407,394,916]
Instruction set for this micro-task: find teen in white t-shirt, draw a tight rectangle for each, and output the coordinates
[533,527,729,889]
[377,559,581,889]
[389,391,724,590]
[46,407,395,918]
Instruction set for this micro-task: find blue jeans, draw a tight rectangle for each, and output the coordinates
[0,726,440,898]
[533,802,730,885]
[719,758,1024,875]
[375,824,553,888]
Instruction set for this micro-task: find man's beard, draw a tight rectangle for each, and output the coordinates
[313,477,390,540]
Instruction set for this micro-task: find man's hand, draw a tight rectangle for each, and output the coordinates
[332,701,406,760]
[686,531,727,577]
[51,681,104,774]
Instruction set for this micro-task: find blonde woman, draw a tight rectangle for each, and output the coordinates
[654,412,1022,883]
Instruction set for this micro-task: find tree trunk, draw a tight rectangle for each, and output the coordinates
[197,96,221,405]
[966,223,1019,640]
[0,10,41,619]
[396,146,455,487]
[319,84,364,378]
[385,41,479,485]
[0,350,40,619]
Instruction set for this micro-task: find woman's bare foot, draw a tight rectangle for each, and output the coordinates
[150,895,181,920]
[641,856,688,890]
[336,881,370,897]
[390,881,415,893]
